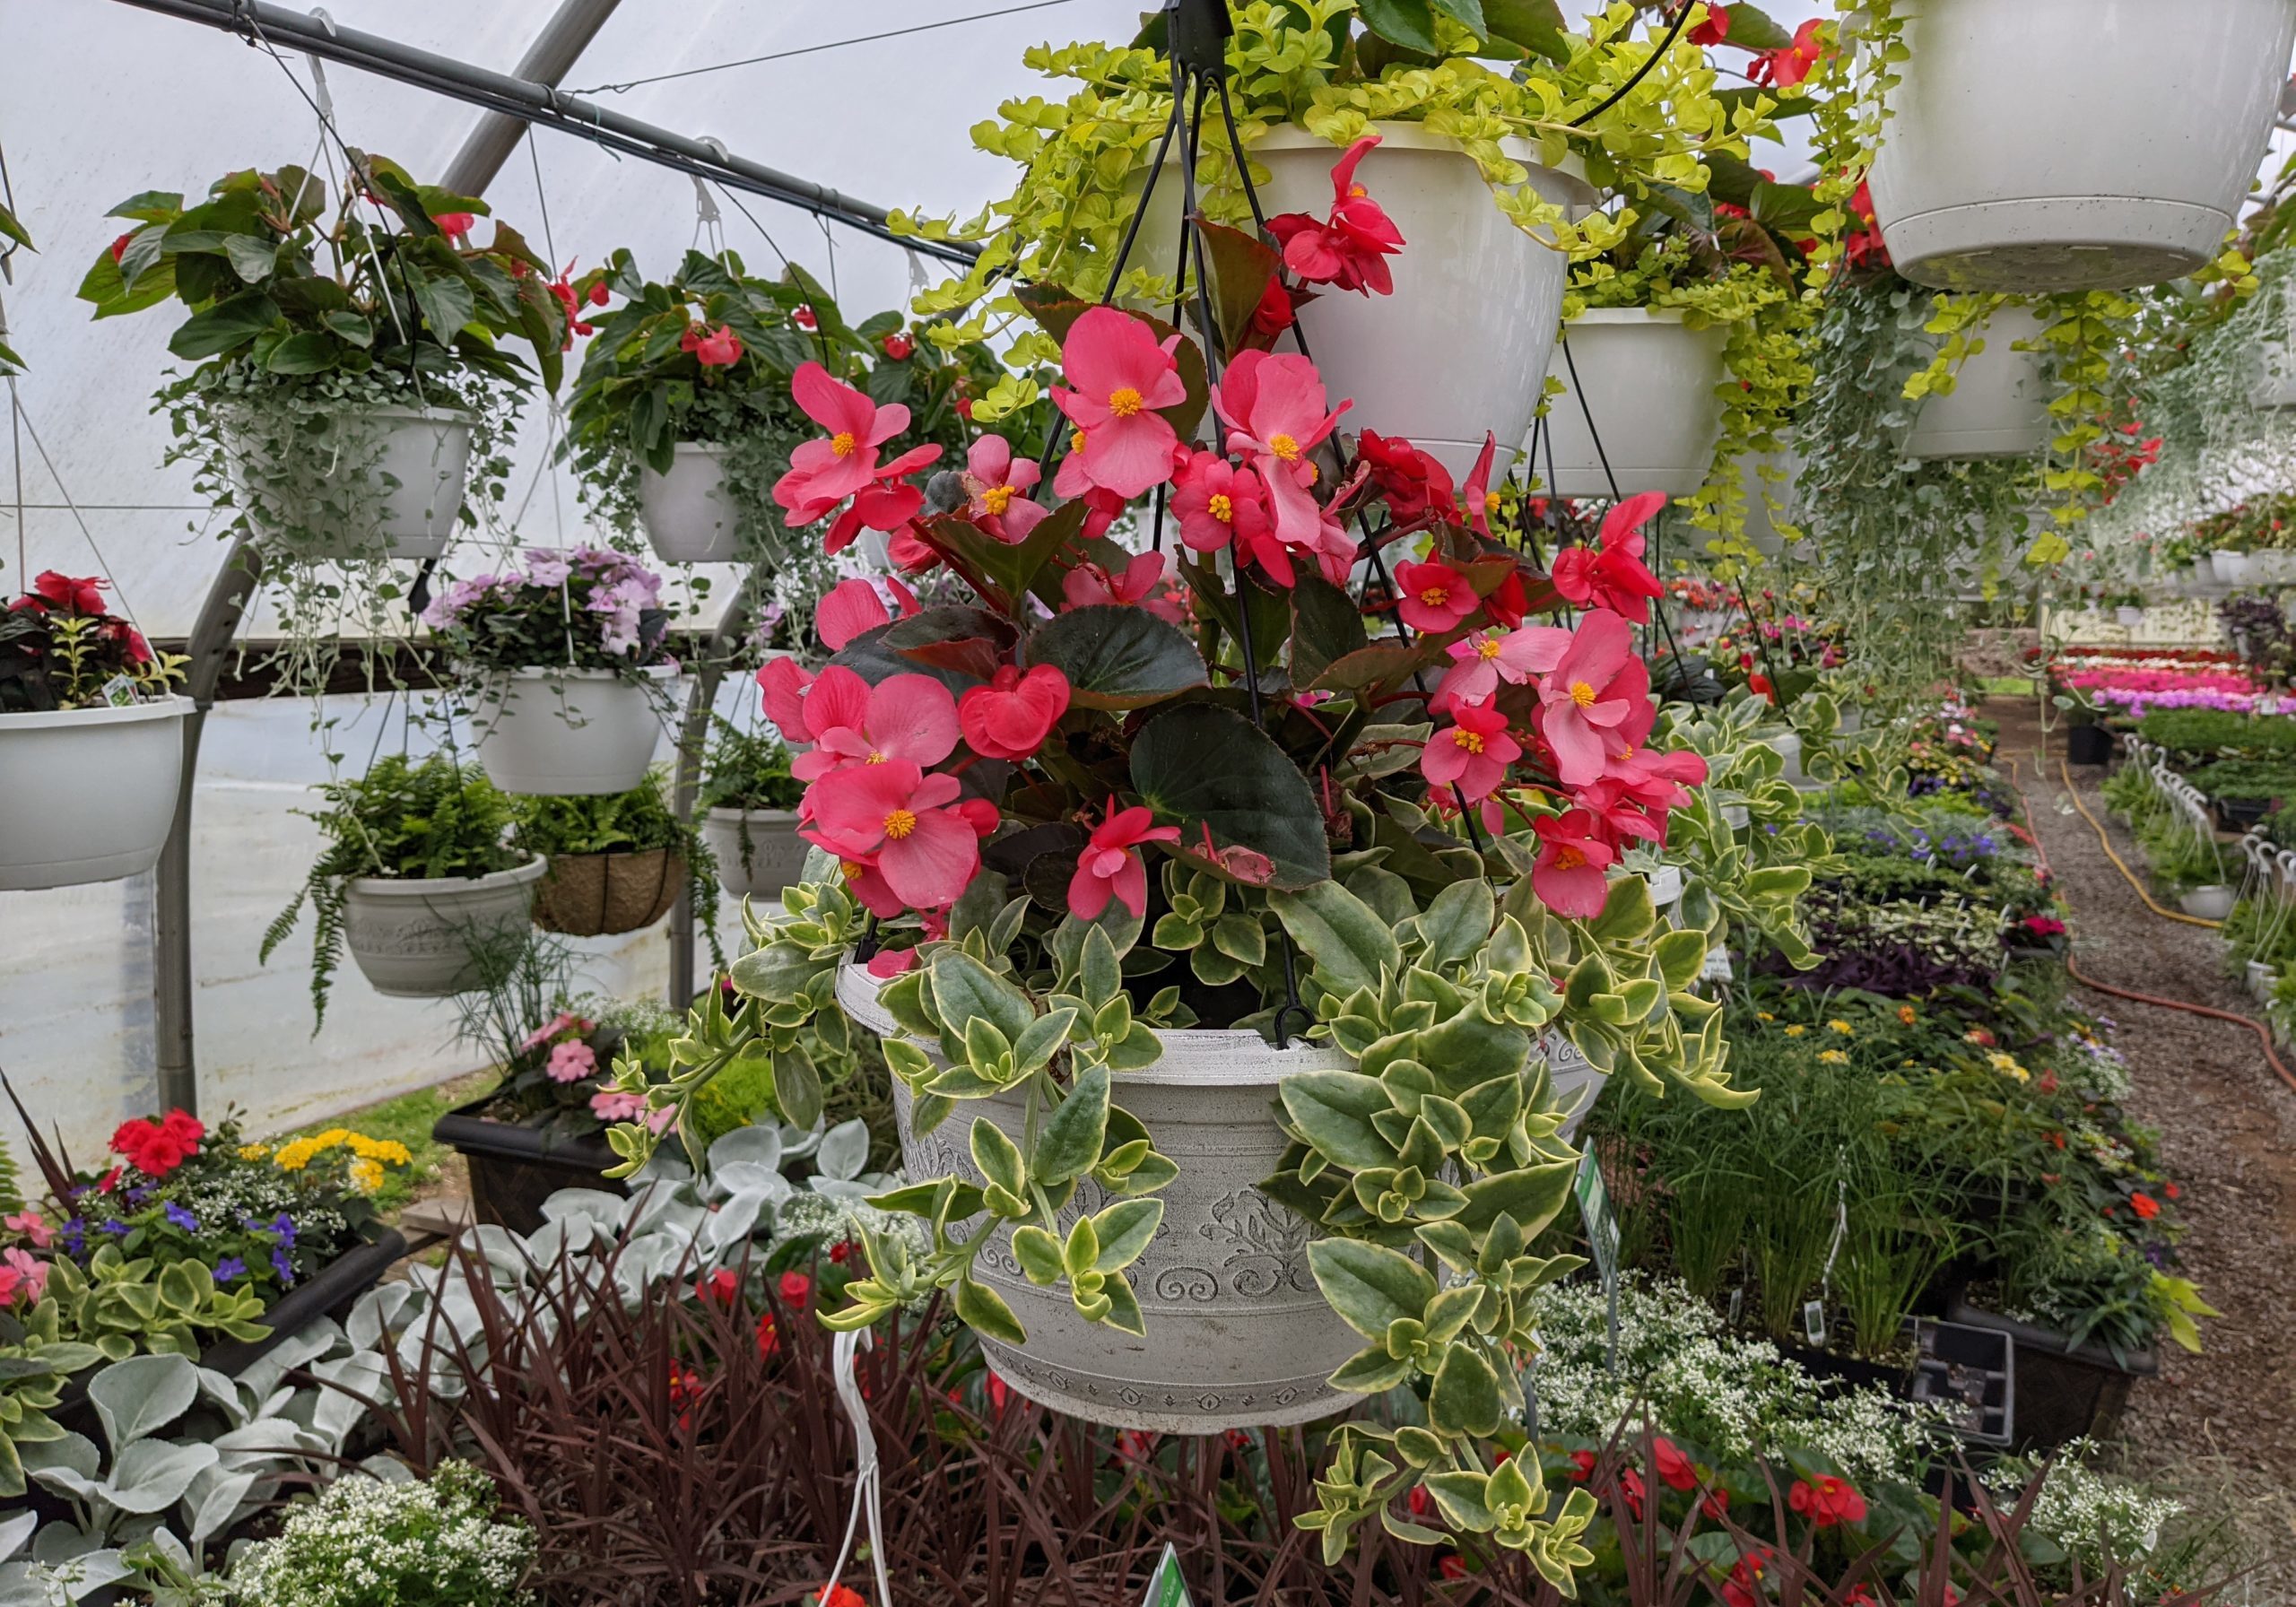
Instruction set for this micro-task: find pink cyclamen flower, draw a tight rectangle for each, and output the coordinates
[1062,551,1187,626]
[773,361,914,520]
[1212,350,1350,553]
[4,1211,53,1250]
[1421,700,1521,802]
[1551,491,1667,623]
[547,1040,598,1084]
[1394,559,1480,636]
[1536,610,1647,787]
[0,1247,48,1309]
[1263,135,1405,296]
[961,436,1048,543]
[1068,800,1182,920]
[1532,810,1616,918]
[1439,624,1570,706]
[1050,308,1187,499]
[790,666,961,781]
[958,664,1072,762]
[802,761,982,909]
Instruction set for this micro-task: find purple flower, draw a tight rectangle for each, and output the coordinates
[213,1255,246,1281]
[522,548,572,588]
[270,1212,296,1249]
[270,1247,296,1287]
[163,1202,199,1233]
[100,1219,128,1237]
[59,1220,85,1257]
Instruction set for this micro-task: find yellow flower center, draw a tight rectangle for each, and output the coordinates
[865,750,887,765]
[1207,492,1234,523]
[1070,429,1088,455]
[1269,432,1301,461]
[839,859,866,882]
[1569,680,1598,708]
[1552,846,1585,872]
[1109,387,1144,417]
[982,484,1014,515]
[1477,637,1503,660]
[1453,729,1485,754]
[1348,184,1368,199]
[831,430,858,458]
[1419,585,1450,608]
[883,808,918,840]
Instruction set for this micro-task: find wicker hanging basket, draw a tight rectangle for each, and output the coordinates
[532,848,684,937]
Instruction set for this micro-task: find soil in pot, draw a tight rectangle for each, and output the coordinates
[533,848,684,936]
[2213,795,2273,831]
[2066,723,2114,767]
[432,1096,625,1236]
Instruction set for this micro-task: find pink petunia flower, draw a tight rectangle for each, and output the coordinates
[1050,308,1187,499]
[773,362,915,520]
[1068,799,1182,920]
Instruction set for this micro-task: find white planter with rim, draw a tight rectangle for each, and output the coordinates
[2115,606,2146,626]
[1736,447,1802,556]
[228,405,473,561]
[1866,0,2296,291]
[2250,551,2296,583]
[468,666,674,796]
[1137,123,1596,482]
[1765,731,1805,784]
[0,698,191,890]
[343,856,547,997]
[2179,885,2237,922]
[700,807,807,902]
[2212,550,2253,586]
[638,444,742,564]
[2248,958,2277,1003]
[1536,308,1728,498]
[840,961,1363,1433]
[1906,307,2049,460]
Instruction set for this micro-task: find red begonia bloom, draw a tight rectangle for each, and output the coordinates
[882,332,915,360]
[774,361,914,519]
[1359,430,1457,525]
[756,656,813,742]
[1068,799,1181,920]
[1689,3,1729,46]
[814,578,893,651]
[822,444,943,556]
[1251,274,1297,336]
[1751,19,1826,87]
[801,761,980,909]
[959,664,1071,761]
[1551,491,1667,622]
[1394,559,1480,636]
[1532,809,1615,918]
[25,571,109,615]
[1439,624,1570,706]
[1787,1475,1866,1527]
[1536,610,1646,787]
[1652,1437,1698,1492]
[430,212,475,241]
[1421,699,1520,802]
[1458,432,1500,540]
[1050,308,1187,499]
[681,323,744,368]
[2130,1191,2161,1220]
[961,435,1048,543]
[1213,349,1350,554]
[1264,135,1405,296]
[1172,448,1273,559]
[1062,551,1187,625]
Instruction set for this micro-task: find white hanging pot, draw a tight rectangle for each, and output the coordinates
[0,698,191,890]
[2248,958,2277,1002]
[2180,884,2237,921]
[700,807,808,901]
[468,666,675,796]
[2213,550,2253,586]
[1906,306,2050,460]
[343,855,547,997]
[1536,309,1728,498]
[638,444,743,564]
[2115,606,2146,626]
[1866,0,2296,291]
[1736,447,1803,556]
[1136,123,1596,482]
[227,404,473,561]
[842,960,1365,1434]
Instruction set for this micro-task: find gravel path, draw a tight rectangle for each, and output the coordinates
[1987,701,2296,1580]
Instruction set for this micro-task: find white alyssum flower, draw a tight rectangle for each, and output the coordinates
[227,1460,535,1607]
[1987,1438,2183,1567]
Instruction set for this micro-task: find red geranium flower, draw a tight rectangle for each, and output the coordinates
[2129,1191,2161,1220]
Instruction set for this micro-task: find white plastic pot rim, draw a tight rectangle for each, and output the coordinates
[346,855,545,897]
[1563,306,1691,327]
[704,806,799,824]
[0,695,192,731]
[1197,120,1599,211]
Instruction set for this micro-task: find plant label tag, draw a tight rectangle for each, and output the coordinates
[1143,1542,1192,1607]
[1727,1286,1744,1326]
[1803,1299,1827,1348]
[1573,1150,1620,1291]
[100,674,136,708]
[1701,945,1733,982]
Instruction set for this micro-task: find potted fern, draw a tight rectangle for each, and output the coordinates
[263,752,541,1021]
[695,720,808,902]
[509,768,718,940]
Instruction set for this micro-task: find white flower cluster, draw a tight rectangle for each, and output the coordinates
[777,1190,931,1264]
[1990,1440,2182,1568]
[227,1462,535,1607]
[1529,1278,1944,1489]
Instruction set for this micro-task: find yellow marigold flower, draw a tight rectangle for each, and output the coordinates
[1818,1049,1848,1064]
[272,1136,322,1172]
[1898,1005,1917,1026]
[1987,1052,2031,1081]
[1756,1012,1776,1022]
[238,1143,271,1160]
[368,1139,413,1168]
[1826,1020,1853,1036]
[348,1157,385,1195]
[1783,1024,1807,1038]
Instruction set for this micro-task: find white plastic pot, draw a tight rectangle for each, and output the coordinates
[228,405,473,560]
[2248,958,2277,1003]
[700,807,808,902]
[2213,550,2253,586]
[1906,306,2049,460]
[1765,731,1805,784]
[1537,309,1728,497]
[1137,123,1595,482]
[0,698,191,890]
[842,961,1362,1434]
[1837,708,1865,737]
[638,444,742,564]
[1736,448,1803,556]
[343,856,547,997]
[2115,606,2145,626]
[2180,885,2237,922]
[468,666,674,796]
[1866,0,2296,291]
[2251,551,2296,583]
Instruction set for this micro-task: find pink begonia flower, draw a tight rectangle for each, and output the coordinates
[4,1211,53,1250]
[1188,820,1275,886]
[547,1040,598,1084]
[1421,700,1521,802]
[773,361,914,519]
[823,445,944,556]
[1212,350,1350,553]
[1532,810,1616,919]
[1069,799,1183,920]
[1439,624,1571,706]
[1394,559,1480,637]
[1263,135,1405,296]
[0,1247,48,1309]
[1458,433,1498,540]
[961,436,1049,543]
[1050,308,1187,499]
[802,761,981,909]
[757,656,814,740]
[1062,552,1188,626]
[430,211,476,241]
[681,323,744,368]
[790,666,960,781]
[1172,449,1272,557]
[1535,610,1646,787]
[865,948,919,979]
[958,664,1071,761]
[815,579,900,651]
[1552,491,1667,623]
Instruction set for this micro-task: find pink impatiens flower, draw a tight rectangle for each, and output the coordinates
[773,361,915,520]
[1394,559,1479,637]
[1535,610,1648,787]
[961,436,1048,543]
[1551,491,1666,623]
[958,664,1072,761]
[1264,135,1405,296]
[0,1247,48,1309]
[547,1040,599,1084]
[1421,700,1520,802]
[790,667,961,781]
[4,1211,53,1250]
[1213,350,1350,553]
[1051,308,1187,499]
[802,761,982,909]
[1532,810,1615,919]
[1062,551,1188,626]
[1068,799,1182,920]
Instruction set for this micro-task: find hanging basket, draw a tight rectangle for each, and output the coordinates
[1537,308,1728,498]
[531,848,684,937]
[469,666,675,797]
[637,443,742,564]
[700,807,808,901]
[1138,122,1596,482]
[226,404,473,561]
[1866,0,2296,291]
[0,698,191,891]
[1736,447,1803,556]
[1906,306,2050,461]
[342,855,547,998]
